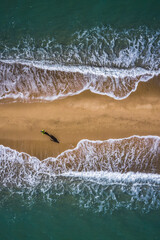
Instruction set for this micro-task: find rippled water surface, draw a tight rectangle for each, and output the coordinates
[0,136,160,239]
[0,0,160,239]
[0,0,160,101]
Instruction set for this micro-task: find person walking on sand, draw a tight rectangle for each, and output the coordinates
[41,129,59,143]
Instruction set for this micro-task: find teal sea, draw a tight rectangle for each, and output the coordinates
[0,0,160,101]
[0,137,160,239]
[0,0,160,239]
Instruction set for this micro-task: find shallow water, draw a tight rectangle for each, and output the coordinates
[0,0,160,101]
[0,0,160,239]
[0,136,160,238]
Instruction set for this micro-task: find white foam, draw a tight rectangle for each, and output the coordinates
[0,135,160,186]
[1,26,159,69]
[0,135,160,212]
[62,171,160,184]
[0,60,159,101]
[0,26,160,101]
[1,59,159,77]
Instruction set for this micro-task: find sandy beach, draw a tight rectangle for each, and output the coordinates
[0,78,160,160]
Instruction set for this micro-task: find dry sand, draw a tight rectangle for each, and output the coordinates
[0,78,160,160]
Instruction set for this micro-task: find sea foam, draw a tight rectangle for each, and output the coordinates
[0,136,160,212]
[0,60,159,101]
[0,26,160,101]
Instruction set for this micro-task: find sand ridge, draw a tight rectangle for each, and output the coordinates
[0,78,160,160]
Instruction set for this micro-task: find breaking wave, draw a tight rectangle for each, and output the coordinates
[1,26,160,69]
[0,26,160,101]
[0,135,160,213]
[0,60,159,101]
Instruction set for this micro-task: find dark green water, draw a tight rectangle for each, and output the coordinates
[1,137,160,239]
[0,0,160,101]
[0,0,160,55]
[1,0,160,40]
[0,0,160,239]
[0,198,160,240]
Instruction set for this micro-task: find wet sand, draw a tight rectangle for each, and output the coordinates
[0,78,160,160]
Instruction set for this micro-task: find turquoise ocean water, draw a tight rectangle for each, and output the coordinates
[0,0,160,239]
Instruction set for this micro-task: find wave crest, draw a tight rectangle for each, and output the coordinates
[1,26,160,101]
[1,26,160,69]
[0,136,160,212]
[0,136,160,187]
[0,61,159,101]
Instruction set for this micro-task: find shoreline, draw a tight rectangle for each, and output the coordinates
[0,78,160,160]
